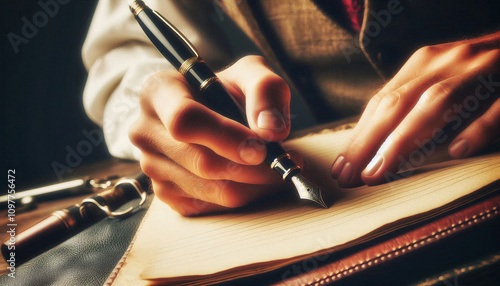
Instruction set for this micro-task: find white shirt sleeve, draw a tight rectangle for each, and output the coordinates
[82,0,233,160]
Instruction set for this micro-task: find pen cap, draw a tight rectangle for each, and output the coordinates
[131,2,198,69]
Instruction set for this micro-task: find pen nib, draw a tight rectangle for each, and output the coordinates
[290,174,328,208]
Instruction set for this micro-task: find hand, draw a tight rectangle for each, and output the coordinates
[332,31,500,187]
[129,56,293,216]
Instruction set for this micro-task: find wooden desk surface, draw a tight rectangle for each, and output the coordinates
[0,159,141,245]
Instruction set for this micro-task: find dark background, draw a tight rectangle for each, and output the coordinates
[0,0,107,191]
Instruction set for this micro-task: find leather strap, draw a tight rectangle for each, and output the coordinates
[274,193,500,286]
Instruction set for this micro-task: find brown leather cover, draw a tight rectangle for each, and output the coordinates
[274,194,500,286]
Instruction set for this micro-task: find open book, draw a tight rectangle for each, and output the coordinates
[108,126,500,285]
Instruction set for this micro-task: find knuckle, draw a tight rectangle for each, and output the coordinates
[150,176,213,217]
[139,156,157,179]
[191,147,212,179]
[128,117,150,148]
[368,93,385,107]
[172,198,205,217]
[138,88,152,110]
[475,116,496,136]
[450,43,476,58]
[420,81,454,108]
[345,138,364,156]
[167,101,200,141]
[217,182,247,208]
[379,90,401,110]
[128,121,141,146]
[413,45,436,59]
[152,181,176,205]
[176,207,198,217]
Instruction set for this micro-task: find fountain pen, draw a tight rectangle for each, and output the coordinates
[129,0,327,208]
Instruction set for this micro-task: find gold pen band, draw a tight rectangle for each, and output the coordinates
[179,57,204,76]
[130,0,145,16]
[270,154,291,169]
[53,209,78,231]
[200,77,220,92]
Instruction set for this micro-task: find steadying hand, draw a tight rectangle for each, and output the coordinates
[332,31,500,187]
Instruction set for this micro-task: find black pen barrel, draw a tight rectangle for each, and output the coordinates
[131,0,304,180]
[132,4,248,123]
[133,6,196,69]
[131,0,327,207]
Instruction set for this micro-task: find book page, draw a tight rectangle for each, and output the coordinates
[113,128,500,285]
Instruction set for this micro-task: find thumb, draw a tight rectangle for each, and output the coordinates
[218,56,291,142]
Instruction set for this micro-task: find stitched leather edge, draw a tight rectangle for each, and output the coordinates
[304,204,499,286]
[104,197,154,286]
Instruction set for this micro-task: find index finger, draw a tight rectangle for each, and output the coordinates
[142,71,266,165]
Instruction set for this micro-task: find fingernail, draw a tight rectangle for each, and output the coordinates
[239,138,266,164]
[331,155,346,179]
[257,110,286,131]
[449,139,469,158]
[363,154,384,176]
[338,162,353,184]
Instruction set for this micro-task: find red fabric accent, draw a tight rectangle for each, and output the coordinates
[341,0,364,32]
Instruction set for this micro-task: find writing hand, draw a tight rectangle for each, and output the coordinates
[332,31,500,187]
[129,56,295,215]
